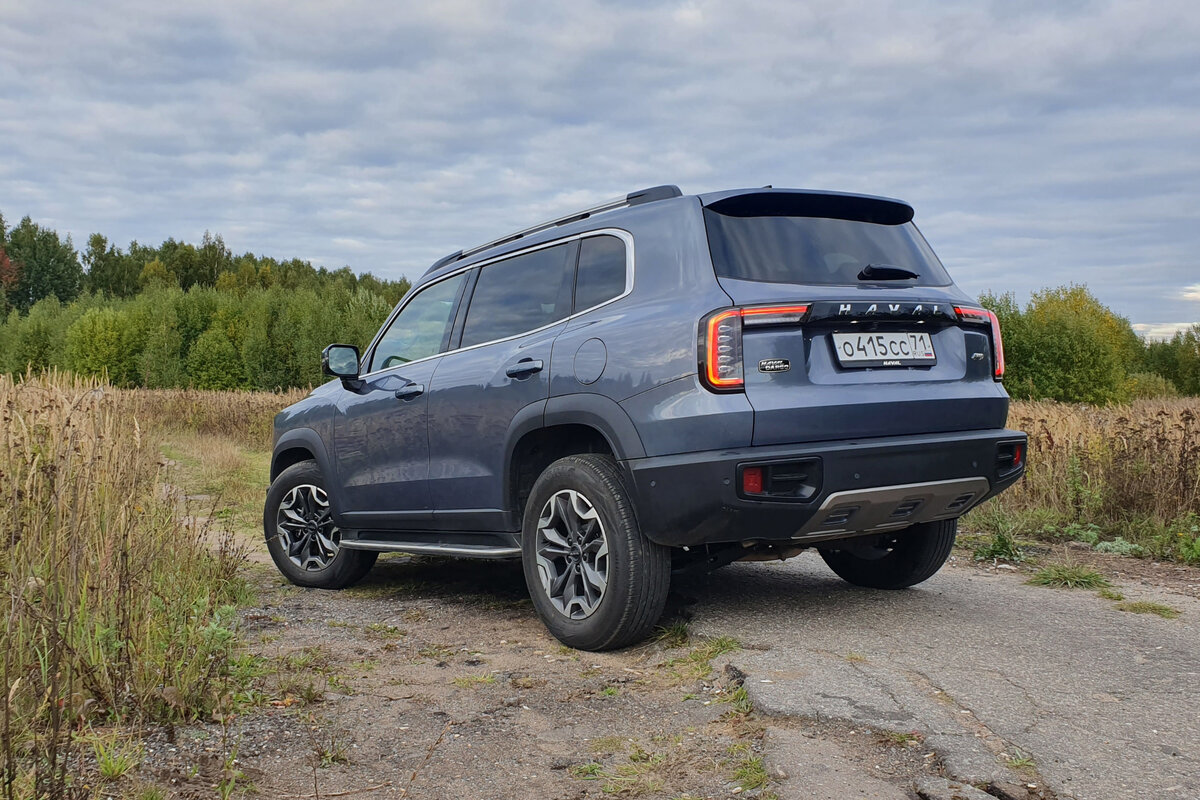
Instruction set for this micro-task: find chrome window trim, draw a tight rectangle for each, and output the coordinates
[359,228,634,380]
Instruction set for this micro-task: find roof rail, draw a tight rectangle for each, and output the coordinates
[425,185,682,274]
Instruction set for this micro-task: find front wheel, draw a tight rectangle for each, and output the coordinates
[264,460,377,589]
[818,518,957,589]
[521,454,670,651]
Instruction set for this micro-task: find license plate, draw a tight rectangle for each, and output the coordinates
[832,331,936,367]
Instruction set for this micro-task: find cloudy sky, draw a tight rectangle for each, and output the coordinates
[1,0,1197,336]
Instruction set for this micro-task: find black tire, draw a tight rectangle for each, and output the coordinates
[521,454,670,651]
[818,518,957,589]
[263,460,377,589]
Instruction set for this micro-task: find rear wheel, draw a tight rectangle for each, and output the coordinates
[264,460,377,589]
[818,518,957,589]
[521,454,670,651]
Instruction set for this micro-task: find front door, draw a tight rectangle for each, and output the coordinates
[333,271,468,530]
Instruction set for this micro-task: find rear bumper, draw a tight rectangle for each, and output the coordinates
[621,429,1026,547]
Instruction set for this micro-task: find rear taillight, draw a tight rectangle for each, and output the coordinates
[700,304,810,392]
[954,305,1005,380]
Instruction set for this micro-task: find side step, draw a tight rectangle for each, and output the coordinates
[340,530,522,560]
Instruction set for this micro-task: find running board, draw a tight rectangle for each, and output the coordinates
[340,530,522,560]
[791,477,990,540]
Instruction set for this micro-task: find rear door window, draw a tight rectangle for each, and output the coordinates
[460,242,575,348]
[574,234,628,312]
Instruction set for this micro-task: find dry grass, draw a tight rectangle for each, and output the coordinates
[966,398,1200,564]
[0,372,251,797]
[117,386,307,449]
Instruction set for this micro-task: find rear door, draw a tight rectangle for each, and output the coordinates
[424,241,577,531]
[702,192,1008,445]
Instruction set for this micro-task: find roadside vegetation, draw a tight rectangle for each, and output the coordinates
[0,373,254,797]
[965,398,1200,565]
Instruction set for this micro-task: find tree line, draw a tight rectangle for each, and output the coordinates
[0,211,409,390]
[1,209,1197,399]
[982,286,1200,403]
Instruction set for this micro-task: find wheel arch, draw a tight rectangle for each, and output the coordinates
[271,427,334,483]
[506,394,646,526]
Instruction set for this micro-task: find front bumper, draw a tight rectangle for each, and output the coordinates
[622,429,1026,547]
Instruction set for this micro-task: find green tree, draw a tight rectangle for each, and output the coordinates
[4,297,67,373]
[84,233,141,297]
[65,308,139,386]
[139,258,178,289]
[4,217,83,312]
[187,326,246,390]
[983,285,1139,404]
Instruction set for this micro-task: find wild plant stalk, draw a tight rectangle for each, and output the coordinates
[0,372,249,795]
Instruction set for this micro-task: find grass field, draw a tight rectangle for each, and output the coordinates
[0,375,297,797]
[2,375,1197,796]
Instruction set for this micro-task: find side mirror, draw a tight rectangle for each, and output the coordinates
[322,344,361,380]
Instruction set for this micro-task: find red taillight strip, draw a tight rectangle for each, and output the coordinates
[741,303,811,327]
[954,305,1005,380]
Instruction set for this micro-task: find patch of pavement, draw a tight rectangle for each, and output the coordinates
[682,552,1200,800]
[762,726,914,800]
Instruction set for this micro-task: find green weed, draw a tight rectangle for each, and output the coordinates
[1114,601,1180,619]
[1027,564,1110,589]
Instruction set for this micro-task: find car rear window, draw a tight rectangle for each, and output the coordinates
[574,234,628,312]
[703,193,951,286]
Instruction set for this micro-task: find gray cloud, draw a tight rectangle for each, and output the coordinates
[1,0,1198,334]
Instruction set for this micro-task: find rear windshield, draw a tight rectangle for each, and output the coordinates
[703,198,951,286]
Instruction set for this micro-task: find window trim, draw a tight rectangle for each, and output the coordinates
[359,228,634,380]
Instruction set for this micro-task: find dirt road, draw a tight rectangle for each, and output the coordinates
[138,546,1197,800]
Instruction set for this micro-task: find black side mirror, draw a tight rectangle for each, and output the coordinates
[322,344,361,382]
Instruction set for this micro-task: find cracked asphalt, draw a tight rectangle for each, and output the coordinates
[679,551,1200,800]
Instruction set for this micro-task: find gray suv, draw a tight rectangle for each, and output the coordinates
[264,185,1026,650]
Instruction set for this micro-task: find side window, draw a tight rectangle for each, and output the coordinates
[369,272,466,372]
[574,235,628,312]
[460,243,574,348]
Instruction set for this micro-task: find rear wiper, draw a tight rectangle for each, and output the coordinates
[857,263,920,281]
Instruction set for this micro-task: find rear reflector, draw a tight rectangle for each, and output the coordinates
[742,466,764,494]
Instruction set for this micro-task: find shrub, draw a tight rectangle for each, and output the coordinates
[1127,371,1179,399]
[982,285,1141,404]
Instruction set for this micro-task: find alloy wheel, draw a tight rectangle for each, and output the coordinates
[534,489,610,619]
[275,484,340,571]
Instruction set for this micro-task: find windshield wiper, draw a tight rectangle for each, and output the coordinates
[858,263,920,281]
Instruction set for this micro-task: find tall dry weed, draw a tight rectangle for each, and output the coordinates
[0,372,249,798]
[116,387,307,449]
[972,398,1200,560]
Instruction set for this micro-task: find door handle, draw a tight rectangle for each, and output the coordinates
[505,359,544,378]
[394,383,425,400]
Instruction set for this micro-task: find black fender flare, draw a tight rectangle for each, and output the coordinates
[543,393,646,460]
